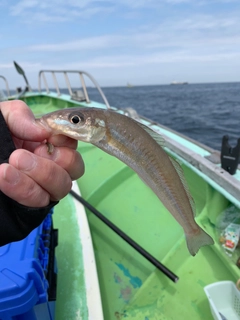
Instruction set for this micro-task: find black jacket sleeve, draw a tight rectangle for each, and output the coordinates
[0,111,58,246]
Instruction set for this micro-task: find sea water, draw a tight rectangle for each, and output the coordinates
[88,82,240,151]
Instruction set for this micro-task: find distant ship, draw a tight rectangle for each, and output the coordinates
[170,81,188,85]
[127,83,133,88]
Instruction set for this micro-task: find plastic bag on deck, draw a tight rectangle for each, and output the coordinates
[216,205,240,265]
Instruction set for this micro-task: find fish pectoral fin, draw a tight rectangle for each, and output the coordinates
[136,122,165,147]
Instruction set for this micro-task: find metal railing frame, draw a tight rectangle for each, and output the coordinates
[0,75,10,97]
[38,70,110,109]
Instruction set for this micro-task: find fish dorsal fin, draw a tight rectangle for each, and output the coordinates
[169,156,196,215]
[136,121,165,147]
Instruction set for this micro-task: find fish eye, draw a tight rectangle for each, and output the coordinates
[69,112,84,124]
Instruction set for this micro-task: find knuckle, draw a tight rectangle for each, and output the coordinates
[19,180,50,207]
[45,163,72,200]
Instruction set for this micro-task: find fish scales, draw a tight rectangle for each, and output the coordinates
[37,107,214,255]
[101,112,193,226]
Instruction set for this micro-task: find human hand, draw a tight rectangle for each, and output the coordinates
[0,100,84,207]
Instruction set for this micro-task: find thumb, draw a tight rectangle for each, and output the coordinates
[0,100,49,141]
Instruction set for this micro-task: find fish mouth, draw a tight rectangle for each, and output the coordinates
[35,118,53,133]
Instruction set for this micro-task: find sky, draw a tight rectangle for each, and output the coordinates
[1,0,240,89]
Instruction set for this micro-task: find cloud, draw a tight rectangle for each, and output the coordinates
[9,0,115,22]
[33,47,240,74]
[7,0,240,28]
[0,63,13,69]
[10,0,39,16]
[27,35,125,52]
[0,62,41,72]
[22,11,240,56]
[83,51,240,68]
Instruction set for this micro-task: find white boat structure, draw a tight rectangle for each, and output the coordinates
[171,80,188,85]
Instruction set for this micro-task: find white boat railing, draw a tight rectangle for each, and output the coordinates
[0,75,10,97]
[38,70,111,109]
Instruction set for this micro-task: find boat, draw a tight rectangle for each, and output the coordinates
[1,62,240,320]
[170,81,188,85]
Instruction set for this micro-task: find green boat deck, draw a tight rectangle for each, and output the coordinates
[77,142,237,320]
[20,93,240,320]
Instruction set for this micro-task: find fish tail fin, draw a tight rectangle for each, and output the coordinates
[186,228,214,256]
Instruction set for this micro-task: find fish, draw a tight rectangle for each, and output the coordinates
[36,107,214,255]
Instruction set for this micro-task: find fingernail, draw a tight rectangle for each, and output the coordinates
[17,152,36,171]
[3,165,20,185]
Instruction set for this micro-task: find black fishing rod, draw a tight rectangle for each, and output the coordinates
[70,189,179,283]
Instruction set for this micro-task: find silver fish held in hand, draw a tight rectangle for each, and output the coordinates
[37,107,214,255]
